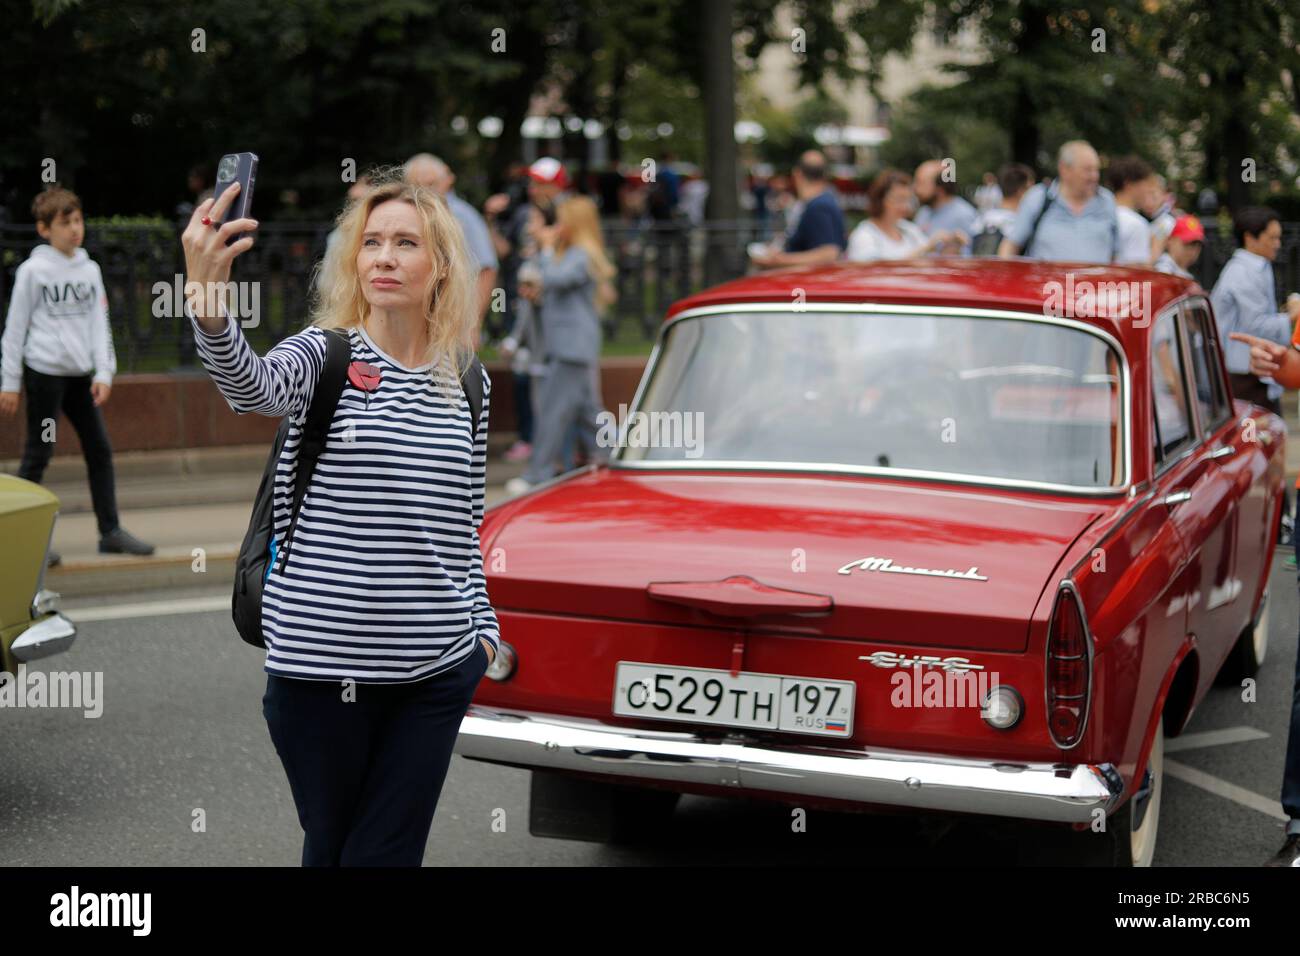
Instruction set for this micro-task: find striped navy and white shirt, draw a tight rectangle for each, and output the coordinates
[187,304,499,684]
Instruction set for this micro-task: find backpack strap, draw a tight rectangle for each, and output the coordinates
[1021,179,1056,257]
[276,328,351,573]
[460,356,484,441]
[1109,196,1120,262]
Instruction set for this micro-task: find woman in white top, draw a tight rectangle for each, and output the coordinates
[846,169,957,261]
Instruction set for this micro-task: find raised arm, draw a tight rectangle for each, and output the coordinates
[181,181,326,419]
[1230,331,1300,389]
[538,246,592,292]
[185,302,327,419]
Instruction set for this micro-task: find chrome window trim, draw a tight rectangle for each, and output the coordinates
[1178,296,1233,437]
[1045,578,1096,751]
[1173,302,1207,444]
[1150,301,1201,478]
[611,302,1133,497]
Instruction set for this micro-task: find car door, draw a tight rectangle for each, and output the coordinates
[1183,298,1262,668]
[1152,303,1238,688]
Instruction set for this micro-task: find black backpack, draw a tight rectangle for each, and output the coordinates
[232,328,485,648]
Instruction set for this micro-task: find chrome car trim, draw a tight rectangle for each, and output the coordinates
[10,613,77,663]
[30,589,61,618]
[611,302,1133,497]
[33,511,57,606]
[838,555,988,582]
[455,706,1123,823]
[1045,579,1095,751]
[860,651,985,672]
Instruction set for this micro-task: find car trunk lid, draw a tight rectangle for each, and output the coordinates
[485,470,1107,653]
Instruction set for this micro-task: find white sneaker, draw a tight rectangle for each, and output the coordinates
[504,477,533,497]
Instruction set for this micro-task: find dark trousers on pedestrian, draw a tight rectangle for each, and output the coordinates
[523,357,608,485]
[1227,373,1282,417]
[262,640,490,866]
[17,362,120,536]
[1283,522,1300,835]
[513,371,533,444]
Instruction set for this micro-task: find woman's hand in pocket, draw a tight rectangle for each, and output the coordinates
[478,638,496,666]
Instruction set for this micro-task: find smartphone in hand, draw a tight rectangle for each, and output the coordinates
[211,152,258,246]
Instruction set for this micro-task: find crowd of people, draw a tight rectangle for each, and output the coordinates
[750,140,1209,268]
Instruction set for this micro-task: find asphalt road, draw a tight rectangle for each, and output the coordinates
[2,553,1296,867]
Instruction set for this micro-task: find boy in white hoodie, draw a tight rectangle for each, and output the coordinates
[0,187,154,563]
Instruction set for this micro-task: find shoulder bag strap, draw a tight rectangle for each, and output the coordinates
[1021,179,1056,257]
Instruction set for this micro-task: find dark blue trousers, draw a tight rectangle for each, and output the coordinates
[1284,529,1300,834]
[262,640,490,866]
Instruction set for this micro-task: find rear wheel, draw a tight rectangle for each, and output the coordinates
[1219,589,1269,684]
[1061,718,1164,866]
[1126,721,1164,867]
[528,770,681,844]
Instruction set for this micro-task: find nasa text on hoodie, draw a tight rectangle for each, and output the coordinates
[0,244,117,393]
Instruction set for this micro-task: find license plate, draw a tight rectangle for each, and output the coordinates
[612,662,854,737]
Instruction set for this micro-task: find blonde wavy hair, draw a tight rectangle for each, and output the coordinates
[555,195,618,315]
[310,167,477,399]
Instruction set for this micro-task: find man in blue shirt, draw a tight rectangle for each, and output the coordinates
[752,150,846,269]
[998,140,1118,263]
[405,153,500,343]
[913,159,978,255]
[1211,206,1300,414]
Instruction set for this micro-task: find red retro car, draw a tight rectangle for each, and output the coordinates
[456,260,1284,866]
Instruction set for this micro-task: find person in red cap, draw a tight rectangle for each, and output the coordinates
[1153,214,1205,279]
[527,156,569,189]
[486,158,571,283]
[484,158,585,469]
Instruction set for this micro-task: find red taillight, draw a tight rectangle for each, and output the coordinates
[1046,582,1092,749]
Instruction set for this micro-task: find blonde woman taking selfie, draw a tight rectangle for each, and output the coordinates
[508,194,616,493]
[181,172,499,866]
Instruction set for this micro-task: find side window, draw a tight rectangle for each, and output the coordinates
[1182,303,1232,434]
[1151,309,1195,467]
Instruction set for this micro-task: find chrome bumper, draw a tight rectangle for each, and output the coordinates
[456,706,1124,823]
[10,612,77,663]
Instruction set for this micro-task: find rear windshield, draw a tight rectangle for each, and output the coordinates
[615,310,1125,489]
